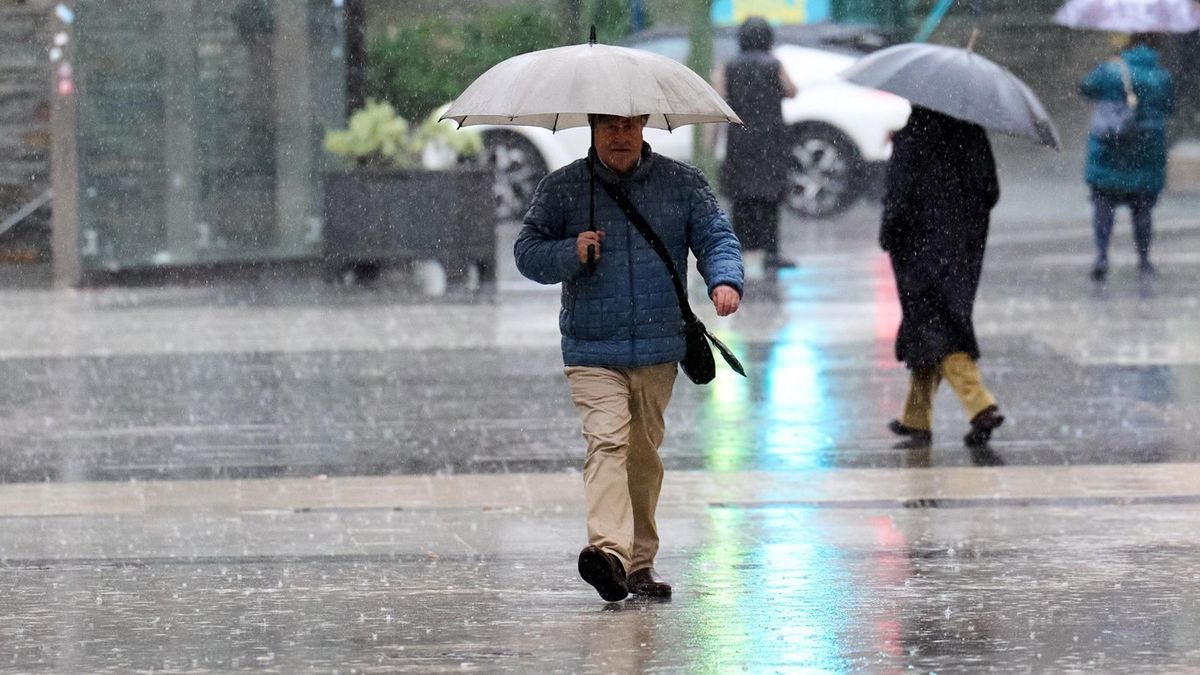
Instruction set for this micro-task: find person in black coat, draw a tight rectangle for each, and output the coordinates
[879,106,1005,448]
[715,17,798,270]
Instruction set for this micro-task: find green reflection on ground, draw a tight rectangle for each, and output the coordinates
[698,323,838,473]
[688,506,852,672]
[700,329,753,472]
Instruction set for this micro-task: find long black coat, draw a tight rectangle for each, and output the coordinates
[719,50,789,201]
[879,107,999,370]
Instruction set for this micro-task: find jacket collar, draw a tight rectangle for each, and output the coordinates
[588,142,656,185]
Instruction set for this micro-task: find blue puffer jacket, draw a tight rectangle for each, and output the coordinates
[1081,45,1175,194]
[515,144,743,368]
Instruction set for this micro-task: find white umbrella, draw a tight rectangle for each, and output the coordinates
[1054,0,1200,33]
[440,36,741,132]
[840,42,1062,150]
[441,30,741,272]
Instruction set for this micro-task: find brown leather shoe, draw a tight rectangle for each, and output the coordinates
[578,546,628,602]
[627,567,672,597]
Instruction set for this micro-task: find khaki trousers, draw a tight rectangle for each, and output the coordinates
[565,363,677,573]
[900,352,997,431]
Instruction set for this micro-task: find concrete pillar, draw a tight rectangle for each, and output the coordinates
[50,3,79,287]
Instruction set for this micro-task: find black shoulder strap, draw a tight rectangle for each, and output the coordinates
[599,180,748,379]
[598,180,697,324]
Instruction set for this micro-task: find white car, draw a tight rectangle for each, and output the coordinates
[469,26,911,221]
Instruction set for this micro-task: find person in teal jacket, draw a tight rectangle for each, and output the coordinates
[1081,33,1175,281]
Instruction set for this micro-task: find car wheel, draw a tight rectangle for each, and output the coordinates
[784,125,864,219]
[478,130,548,222]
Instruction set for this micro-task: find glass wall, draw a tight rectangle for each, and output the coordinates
[54,0,345,281]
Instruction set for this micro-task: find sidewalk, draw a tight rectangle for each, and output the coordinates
[1,168,1199,671]
[2,465,1200,672]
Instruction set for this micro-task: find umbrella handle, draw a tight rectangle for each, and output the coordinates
[587,244,596,272]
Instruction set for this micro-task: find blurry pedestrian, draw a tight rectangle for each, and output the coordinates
[515,114,743,601]
[1080,32,1175,281]
[714,16,798,270]
[879,106,1005,448]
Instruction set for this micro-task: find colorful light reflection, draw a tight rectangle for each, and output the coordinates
[700,322,839,473]
[690,506,852,671]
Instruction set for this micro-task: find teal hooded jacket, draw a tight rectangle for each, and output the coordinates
[1081,45,1175,193]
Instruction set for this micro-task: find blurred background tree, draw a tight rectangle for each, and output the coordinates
[365,1,647,122]
[365,7,559,122]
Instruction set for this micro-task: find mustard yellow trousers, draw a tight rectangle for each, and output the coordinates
[900,352,997,431]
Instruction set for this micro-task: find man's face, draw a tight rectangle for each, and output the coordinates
[593,115,647,174]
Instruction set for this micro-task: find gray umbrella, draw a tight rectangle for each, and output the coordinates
[839,42,1062,150]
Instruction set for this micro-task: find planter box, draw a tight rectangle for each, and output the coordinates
[322,167,495,282]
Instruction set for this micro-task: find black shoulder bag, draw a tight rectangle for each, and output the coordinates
[599,181,746,385]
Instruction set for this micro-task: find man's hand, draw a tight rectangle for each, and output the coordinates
[576,230,605,264]
[711,285,740,317]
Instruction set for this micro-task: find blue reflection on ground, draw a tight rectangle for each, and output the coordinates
[761,325,838,472]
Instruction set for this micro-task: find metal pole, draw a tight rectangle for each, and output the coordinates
[914,0,956,43]
[345,0,366,114]
[687,0,716,180]
[630,0,645,32]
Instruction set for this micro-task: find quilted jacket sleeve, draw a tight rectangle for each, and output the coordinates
[514,177,585,285]
[685,167,744,298]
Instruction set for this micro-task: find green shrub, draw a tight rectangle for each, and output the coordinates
[324,100,418,167]
[366,7,559,123]
[324,99,482,169]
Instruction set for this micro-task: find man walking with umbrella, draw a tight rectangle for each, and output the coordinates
[442,29,745,602]
[515,114,743,601]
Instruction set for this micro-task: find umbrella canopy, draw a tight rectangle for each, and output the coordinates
[440,41,741,132]
[839,43,1062,150]
[1053,0,1200,33]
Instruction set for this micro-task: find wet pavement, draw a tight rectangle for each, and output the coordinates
[2,162,1200,671]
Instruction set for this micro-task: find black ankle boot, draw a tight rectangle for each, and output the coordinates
[888,419,931,446]
[964,405,1004,447]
